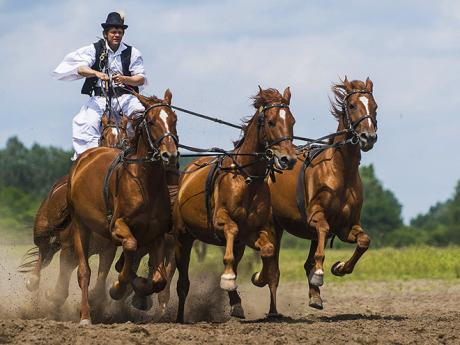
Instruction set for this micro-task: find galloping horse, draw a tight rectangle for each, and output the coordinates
[173,87,297,323]
[67,89,178,324]
[22,113,129,300]
[269,77,378,309]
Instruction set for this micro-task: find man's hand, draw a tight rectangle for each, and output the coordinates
[96,71,109,82]
[112,73,126,85]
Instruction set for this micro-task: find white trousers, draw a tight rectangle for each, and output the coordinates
[72,94,144,160]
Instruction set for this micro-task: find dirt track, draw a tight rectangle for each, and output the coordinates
[0,246,459,344]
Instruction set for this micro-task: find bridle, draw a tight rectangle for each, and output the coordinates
[342,89,378,142]
[128,103,179,163]
[99,123,128,149]
[256,103,293,157]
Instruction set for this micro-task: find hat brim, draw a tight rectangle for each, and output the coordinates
[101,24,128,29]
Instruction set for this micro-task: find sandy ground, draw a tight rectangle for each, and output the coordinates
[0,245,459,345]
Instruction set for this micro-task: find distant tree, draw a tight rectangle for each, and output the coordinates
[360,164,404,246]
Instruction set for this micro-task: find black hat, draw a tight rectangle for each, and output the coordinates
[101,12,128,29]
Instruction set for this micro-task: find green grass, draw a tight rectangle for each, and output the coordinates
[187,245,460,282]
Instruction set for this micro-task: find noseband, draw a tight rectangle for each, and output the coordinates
[140,103,179,160]
[342,90,378,141]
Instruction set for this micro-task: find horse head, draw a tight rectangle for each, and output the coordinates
[334,77,378,152]
[252,86,297,170]
[100,112,129,148]
[133,89,178,165]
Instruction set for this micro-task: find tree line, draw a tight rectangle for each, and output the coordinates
[0,136,458,246]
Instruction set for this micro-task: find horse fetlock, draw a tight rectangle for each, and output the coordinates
[308,269,324,287]
[26,275,40,292]
[309,295,324,310]
[109,280,127,300]
[220,273,237,291]
[230,303,246,319]
[131,293,153,311]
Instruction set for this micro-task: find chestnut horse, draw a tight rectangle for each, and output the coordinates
[67,89,178,324]
[269,77,378,309]
[173,87,297,323]
[22,113,129,300]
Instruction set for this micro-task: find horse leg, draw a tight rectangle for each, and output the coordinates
[216,210,239,291]
[175,232,194,323]
[158,233,176,313]
[251,225,281,317]
[309,214,329,287]
[228,244,246,319]
[25,249,43,292]
[304,239,323,309]
[109,218,137,300]
[45,246,77,307]
[73,221,92,325]
[331,225,371,276]
[89,243,116,306]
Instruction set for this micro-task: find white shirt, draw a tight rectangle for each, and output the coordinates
[52,41,147,89]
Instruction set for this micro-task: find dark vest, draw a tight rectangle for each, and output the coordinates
[81,39,139,95]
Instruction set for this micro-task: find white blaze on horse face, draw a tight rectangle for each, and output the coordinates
[159,109,170,131]
[359,96,373,127]
[279,109,286,125]
[111,128,118,137]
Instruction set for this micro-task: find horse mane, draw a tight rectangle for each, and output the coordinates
[234,88,287,148]
[330,79,367,120]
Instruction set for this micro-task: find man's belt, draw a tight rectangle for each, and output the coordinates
[93,87,131,97]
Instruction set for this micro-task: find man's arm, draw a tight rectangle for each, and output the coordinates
[77,66,109,81]
[112,74,145,86]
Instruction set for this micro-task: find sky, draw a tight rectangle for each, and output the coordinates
[0,0,459,222]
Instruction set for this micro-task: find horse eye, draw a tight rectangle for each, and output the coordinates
[349,103,355,109]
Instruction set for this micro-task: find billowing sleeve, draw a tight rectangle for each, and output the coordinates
[52,44,96,81]
[130,47,148,89]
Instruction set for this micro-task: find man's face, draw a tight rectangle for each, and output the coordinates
[106,27,124,48]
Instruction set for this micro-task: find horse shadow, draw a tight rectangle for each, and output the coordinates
[240,313,407,324]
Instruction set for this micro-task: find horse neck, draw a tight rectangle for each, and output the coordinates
[235,117,266,176]
[331,119,361,179]
[130,130,166,184]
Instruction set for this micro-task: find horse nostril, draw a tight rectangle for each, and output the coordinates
[161,152,170,161]
[280,156,290,167]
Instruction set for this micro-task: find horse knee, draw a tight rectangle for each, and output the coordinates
[260,243,275,258]
[357,233,370,249]
[122,238,137,252]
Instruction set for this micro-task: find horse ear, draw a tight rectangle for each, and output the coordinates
[365,77,373,92]
[258,85,263,93]
[343,76,352,92]
[164,88,172,105]
[283,86,291,105]
[101,113,109,126]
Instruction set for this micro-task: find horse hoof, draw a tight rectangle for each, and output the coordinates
[230,303,245,319]
[26,275,39,292]
[251,272,265,287]
[220,273,237,291]
[131,294,153,311]
[109,281,127,300]
[331,261,346,276]
[309,270,324,287]
[309,295,323,310]
[132,277,154,296]
[79,319,92,326]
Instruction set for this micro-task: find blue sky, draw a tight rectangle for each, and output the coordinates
[1,0,459,222]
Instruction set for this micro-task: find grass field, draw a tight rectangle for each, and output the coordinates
[188,245,460,282]
[5,243,460,282]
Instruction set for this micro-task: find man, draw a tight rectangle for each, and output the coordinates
[53,12,146,160]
